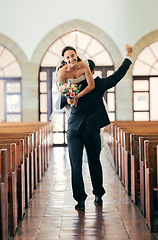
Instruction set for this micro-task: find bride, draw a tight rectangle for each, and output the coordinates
[57,46,95,107]
[50,46,95,127]
[51,46,107,150]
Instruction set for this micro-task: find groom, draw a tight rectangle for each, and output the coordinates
[60,45,132,210]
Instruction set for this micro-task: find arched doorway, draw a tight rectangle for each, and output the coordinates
[39,30,114,145]
[0,44,22,122]
[132,40,158,120]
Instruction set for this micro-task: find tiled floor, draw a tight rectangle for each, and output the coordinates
[14,147,156,240]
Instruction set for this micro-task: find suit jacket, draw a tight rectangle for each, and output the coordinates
[60,58,132,132]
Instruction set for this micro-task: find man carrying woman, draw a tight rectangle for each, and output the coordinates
[57,45,133,210]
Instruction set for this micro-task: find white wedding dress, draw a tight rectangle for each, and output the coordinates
[49,74,86,130]
[65,74,85,84]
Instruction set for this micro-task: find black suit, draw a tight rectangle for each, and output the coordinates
[61,58,132,202]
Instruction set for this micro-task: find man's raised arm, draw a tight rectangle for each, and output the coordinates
[100,44,133,90]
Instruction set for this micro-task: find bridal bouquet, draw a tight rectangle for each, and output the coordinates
[59,82,81,108]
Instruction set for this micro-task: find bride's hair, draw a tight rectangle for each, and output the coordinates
[58,46,82,70]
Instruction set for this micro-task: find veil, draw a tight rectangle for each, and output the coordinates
[49,50,88,131]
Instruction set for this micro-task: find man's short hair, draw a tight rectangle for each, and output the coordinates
[88,59,95,72]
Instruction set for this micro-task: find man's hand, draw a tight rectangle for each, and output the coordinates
[126,44,132,57]
[74,96,79,107]
[67,98,74,105]
[67,96,79,107]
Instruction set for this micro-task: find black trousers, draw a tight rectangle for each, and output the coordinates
[67,122,105,202]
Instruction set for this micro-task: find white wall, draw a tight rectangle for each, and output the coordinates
[0,0,158,121]
[0,0,158,60]
[0,81,4,122]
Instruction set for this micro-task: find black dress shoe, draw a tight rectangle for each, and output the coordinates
[75,201,85,211]
[94,196,103,206]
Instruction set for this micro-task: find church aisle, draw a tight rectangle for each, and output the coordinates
[14,147,156,240]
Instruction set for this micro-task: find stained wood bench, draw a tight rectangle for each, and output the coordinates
[0,121,53,239]
[104,121,158,233]
[0,143,17,237]
[110,122,158,197]
[143,140,158,232]
[0,149,8,240]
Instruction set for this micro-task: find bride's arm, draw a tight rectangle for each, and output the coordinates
[58,68,66,84]
[76,62,95,99]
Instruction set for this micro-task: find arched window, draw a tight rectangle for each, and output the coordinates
[0,45,22,122]
[39,30,114,145]
[132,41,158,120]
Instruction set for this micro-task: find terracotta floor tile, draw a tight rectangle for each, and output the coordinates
[14,238,36,240]
[37,238,59,240]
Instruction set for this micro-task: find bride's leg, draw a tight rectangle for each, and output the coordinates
[67,129,87,202]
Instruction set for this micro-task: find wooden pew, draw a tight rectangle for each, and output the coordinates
[0,149,8,240]
[110,122,158,203]
[0,143,18,237]
[17,139,25,221]
[105,121,158,232]
[0,132,39,205]
[0,122,53,175]
[139,137,158,215]
[139,136,146,215]
[0,122,52,201]
[0,136,30,217]
[110,125,132,195]
[123,131,131,195]
[143,140,158,232]
[0,121,53,238]
[130,135,158,206]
